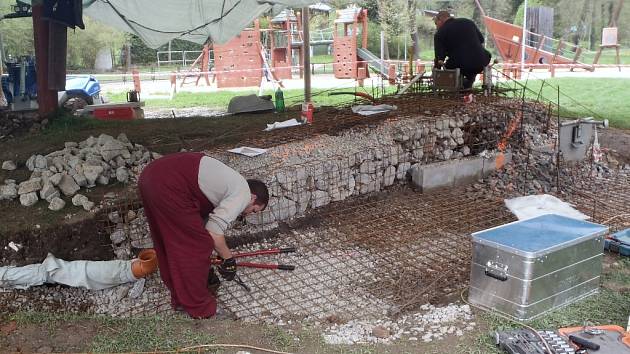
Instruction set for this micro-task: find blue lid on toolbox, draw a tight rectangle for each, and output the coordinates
[472,214,608,257]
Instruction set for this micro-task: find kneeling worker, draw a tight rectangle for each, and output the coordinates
[433,10,491,89]
[138,152,269,318]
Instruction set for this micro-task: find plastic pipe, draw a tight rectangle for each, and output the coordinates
[131,249,158,279]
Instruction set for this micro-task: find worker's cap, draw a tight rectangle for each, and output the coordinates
[433,10,451,23]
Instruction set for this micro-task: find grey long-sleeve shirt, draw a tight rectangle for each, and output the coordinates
[198,156,250,236]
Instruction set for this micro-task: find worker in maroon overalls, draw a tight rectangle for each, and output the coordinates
[138,152,269,318]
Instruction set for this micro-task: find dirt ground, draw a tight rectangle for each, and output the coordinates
[599,127,630,165]
[0,251,626,353]
[0,101,629,353]
[0,313,480,353]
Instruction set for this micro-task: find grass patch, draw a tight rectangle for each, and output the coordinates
[262,325,296,351]
[90,315,216,352]
[311,54,333,64]
[468,288,630,353]
[513,78,630,129]
[105,86,397,110]
[581,49,629,65]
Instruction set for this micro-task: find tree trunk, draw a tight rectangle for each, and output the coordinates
[609,0,624,27]
[411,32,420,60]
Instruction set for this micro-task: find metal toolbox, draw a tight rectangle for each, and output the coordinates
[468,214,608,321]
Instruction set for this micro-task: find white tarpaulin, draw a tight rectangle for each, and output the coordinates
[45,0,320,48]
[504,194,589,221]
[0,253,137,290]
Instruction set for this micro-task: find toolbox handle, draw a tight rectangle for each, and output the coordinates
[484,269,508,281]
[569,335,600,350]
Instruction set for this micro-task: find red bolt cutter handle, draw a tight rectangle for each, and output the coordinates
[230,247,296,258]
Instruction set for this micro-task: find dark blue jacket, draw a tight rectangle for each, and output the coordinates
[434,18,491,74]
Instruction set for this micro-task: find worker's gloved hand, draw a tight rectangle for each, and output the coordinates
[217,257,237,281]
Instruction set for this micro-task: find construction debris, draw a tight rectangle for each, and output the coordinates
[1,160,16,170]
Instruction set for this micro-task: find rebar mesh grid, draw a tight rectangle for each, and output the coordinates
[562,172,630,233]
[212,186,517,322]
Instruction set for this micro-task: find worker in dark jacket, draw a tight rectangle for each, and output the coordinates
[138,152,269,318]
[433,11,491,89]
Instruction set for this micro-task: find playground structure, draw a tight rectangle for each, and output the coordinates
[332,7,426,84]
[213,22,265,88]
[482,15,594,77]
[196,9,335,89]
[474,0,623,77]
[332,7,369,80]
[269,9,303,80]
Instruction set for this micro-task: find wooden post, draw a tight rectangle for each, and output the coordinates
[132,68,141,92]
[592,47,603,65]
[530,36,545,72]
[615,45,621,72]
[357,67,365,87]
[302,7,311,104]
[570,47,582,72]
[388,64,396,84]
[32,3,58,117]
[550,40,564,75]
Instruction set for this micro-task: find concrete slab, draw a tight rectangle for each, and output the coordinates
[453,158,483,185]
[413,154,512,192]
[410,162,455,192]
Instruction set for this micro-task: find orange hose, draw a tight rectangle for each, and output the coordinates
[131,248,158,278]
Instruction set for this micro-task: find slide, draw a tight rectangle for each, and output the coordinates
[357,48,390,78]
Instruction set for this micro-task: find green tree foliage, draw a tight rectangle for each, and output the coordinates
[129,35,204,65]
[0,0,125,70]
[66,17,126,70]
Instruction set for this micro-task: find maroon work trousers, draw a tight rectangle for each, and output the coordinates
[138,152,216,318]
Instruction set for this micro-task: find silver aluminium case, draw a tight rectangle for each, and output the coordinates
[468,214,608,321]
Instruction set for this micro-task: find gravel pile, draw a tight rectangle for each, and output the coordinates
[1,134,160,211]
[322,303,475,344]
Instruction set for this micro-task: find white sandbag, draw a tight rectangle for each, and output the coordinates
[0,253,137,290]
[505,194,589,221]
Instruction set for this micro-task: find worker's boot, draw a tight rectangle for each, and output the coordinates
[207,267,221,294]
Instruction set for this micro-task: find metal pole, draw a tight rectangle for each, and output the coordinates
[380,31,384,69]
[168,40,172,63]
[521,0,528,74]
[302,7,311,103]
